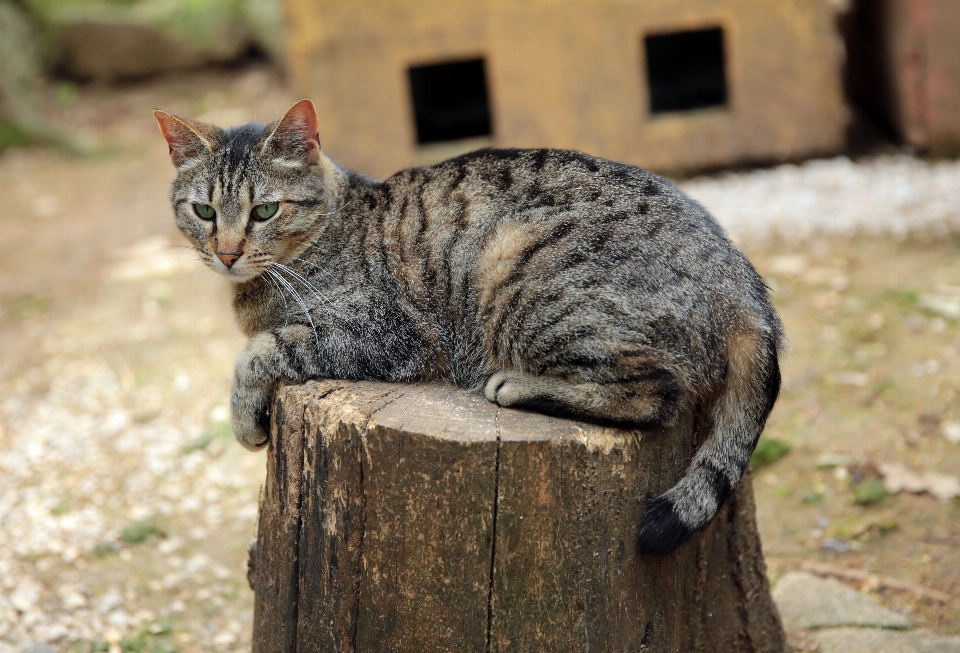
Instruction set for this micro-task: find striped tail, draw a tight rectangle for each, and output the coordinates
[637,330,781,555]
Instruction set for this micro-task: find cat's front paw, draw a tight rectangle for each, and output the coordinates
[231,333,278,451]
[485,370,532,406]
[231,387,271,451]
[485,370,576,419]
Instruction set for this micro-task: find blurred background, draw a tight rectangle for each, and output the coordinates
[1,0,959,651]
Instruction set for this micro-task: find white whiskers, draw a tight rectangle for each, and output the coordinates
[265,267,322,355]
[268,261,351,324]
[315,198,356,218]
[260,269,290,328]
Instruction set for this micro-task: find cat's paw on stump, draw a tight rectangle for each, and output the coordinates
[230,398,270,451]
[484,370,528,405]
[230,332,280,450]
[485,371,576,419]
[231,371,272,450]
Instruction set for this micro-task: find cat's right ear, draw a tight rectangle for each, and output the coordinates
[153,110,214,168]
[261,99,321,166]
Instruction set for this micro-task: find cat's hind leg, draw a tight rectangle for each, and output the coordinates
[485,366,683,426]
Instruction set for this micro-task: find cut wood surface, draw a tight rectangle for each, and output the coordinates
[249,380,787,653]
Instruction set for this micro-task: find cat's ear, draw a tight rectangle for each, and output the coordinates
[262,99,321,165]
[153,110,215,168]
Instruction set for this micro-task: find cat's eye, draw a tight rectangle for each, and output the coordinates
[193,203,216,220]
[252,202,280,221]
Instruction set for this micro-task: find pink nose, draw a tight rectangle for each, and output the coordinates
[217,252,241,268]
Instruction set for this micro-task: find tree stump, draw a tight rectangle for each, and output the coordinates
[249,380,787,653]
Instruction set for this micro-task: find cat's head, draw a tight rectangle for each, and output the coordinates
[154,99,339,282]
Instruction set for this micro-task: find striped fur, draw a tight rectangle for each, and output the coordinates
[155,100,784,555]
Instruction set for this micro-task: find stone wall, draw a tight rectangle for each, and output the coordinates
[282,0,848,177]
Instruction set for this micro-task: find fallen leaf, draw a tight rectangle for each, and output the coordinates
[879,462,960,501]
[918,293,960,320]
[829,514,898,539]
[942,421,960,444]
[830,372,870,387]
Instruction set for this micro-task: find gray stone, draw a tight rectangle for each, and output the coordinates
[816,627,960,653]
[21,644,58,653]
[772,572,912,630]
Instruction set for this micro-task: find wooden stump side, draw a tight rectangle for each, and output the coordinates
[250,380,787,653]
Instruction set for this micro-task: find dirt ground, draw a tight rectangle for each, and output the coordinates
[751,234,960,634]
[0,65,957,651]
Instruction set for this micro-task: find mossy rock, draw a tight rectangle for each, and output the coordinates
[25,0,282,82]
[0,0,47,149]
[853,478,887,506]
[751,436,791,469]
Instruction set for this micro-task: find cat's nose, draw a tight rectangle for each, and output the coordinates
[217,251,242,268]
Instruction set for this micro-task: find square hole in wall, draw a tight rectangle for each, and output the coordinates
[644,27,728,115]
[408,58,492,144]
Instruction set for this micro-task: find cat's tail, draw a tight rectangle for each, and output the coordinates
[637,328,781,555]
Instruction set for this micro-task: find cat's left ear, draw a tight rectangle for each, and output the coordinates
[154,110,216,168]
[262,99,321,166]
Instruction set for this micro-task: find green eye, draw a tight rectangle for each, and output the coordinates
[253,202,280,221]
[193,203,216,220]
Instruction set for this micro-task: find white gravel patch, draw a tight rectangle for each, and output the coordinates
[680,154,960,242]
[0,351,256,651]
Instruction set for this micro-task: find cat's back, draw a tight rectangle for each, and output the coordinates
[370,148,776,377]
[382,148,726,248]
[398,148,760,296]
[372,147,771,313]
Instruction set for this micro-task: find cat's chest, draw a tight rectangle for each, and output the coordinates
[233,282,289,336]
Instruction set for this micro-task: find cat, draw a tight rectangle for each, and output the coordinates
[154,99,783,555]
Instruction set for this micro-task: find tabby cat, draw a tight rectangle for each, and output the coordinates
[155,99,783,555]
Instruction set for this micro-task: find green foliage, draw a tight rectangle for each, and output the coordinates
[119,619,176,653]
[751,437,791,469]
[120,520,164,544]
[93,541,117,557]
[7,294,51,320]
[56,81,79,105]
[874,287,918,311]
[120,634,146,653]
[772,485,793,499]
[72,637,154,653]
[801,490,824,505]
[853,479,887,506]
[182,420,232,454]
[50,501,70,516]
[830,514,898,539]
[26,0,248,54]
[0,117,37,151]
[147,618,173,637]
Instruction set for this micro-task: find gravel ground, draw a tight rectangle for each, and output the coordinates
[0,66,958,652]
[681,154,960,242]
[0,253,259,652]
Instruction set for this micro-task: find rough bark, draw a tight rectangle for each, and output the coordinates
[250,380,787,653]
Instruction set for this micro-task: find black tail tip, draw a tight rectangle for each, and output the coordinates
[637,495,695,555]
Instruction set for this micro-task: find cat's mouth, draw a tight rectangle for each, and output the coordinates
[208,258,263,283]
[222,270,263,283]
